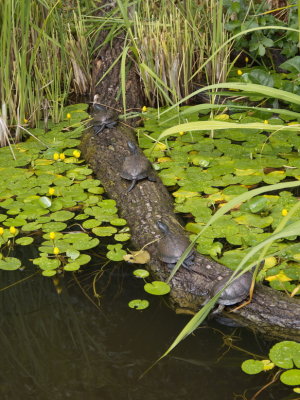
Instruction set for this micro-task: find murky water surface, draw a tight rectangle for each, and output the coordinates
[0,265,292,400]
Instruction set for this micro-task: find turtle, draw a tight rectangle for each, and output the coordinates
[156,220,194,269]
[91,103,118,134]
[204,271,253,315]
[120,141,156,192]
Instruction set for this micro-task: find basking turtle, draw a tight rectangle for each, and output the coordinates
[91,103,118,134]
[120,141,156,192]
[205,271,252,315]
[156,221,194,269]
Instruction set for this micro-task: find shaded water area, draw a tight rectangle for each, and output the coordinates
[0,261,293,400]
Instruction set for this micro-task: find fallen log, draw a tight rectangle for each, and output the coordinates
[80,123,300,341]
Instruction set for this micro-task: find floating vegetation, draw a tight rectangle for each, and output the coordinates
[0,104,130,276]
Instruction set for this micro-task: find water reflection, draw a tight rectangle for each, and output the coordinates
[0,267,291,400]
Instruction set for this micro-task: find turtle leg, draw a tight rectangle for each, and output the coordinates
[210,304,224,317]
[94,125,105,134]
[107,122,118,129]
[147,171,156,182]
[127,179,137,193]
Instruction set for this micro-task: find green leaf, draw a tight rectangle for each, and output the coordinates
[50,210,75,222]
[106,244,126,261]
[0,257,21,270]
[269,341,300,369]
[110,218,127,226]
[114,233,131,241]
[144,281,171,295]
[66,249,80,260]
[41,222,67,232]
[32,257,61,270]
[42,270,57,277]
[92,226,117,236]
[133,269,150,278]
[128,299,149,310]
[241,360,264,375]
[64,262,80,271]
[38,196,52,208]
[280,370,300,386]
[15,237,34,245]
[280,56,300,73]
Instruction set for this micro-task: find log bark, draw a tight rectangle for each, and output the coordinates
[80,124,300,342]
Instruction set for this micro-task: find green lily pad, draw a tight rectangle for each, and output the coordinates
[241,360,265,375]
[133,269,150,278]
[15,237,34,246]
[280,369,300,386]
[92,226,117,237]
[50,210,75,222]
[64,262,80,271]
[106,244,126,261]
[66,249,80,260]
[32,257,61,270]
[42,270,57,277]
[269,341,300,369]
[128,299,150,310]
[41,222,67,232]
[114,233,131,242]
[144,281,171,295]
[0,257,21,270]
[110,218,127,226]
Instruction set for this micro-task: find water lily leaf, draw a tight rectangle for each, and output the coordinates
[280,370,300,386]
[50,210,75,222]
[92,226,117,237]
[128,299,149,310]
[234,213,273,228]
[22,222,43,232]
[64,262,80,271]
[42,270,57,277]
[87,187,104,194]
[241,359,265,375]
[247,196,269,213]
[110,218,127,226]
[66,249,80,260]
[0,257,21,270]
[114,233,131,242]
[42,222,67,232]
[75,254,91,265]
[133,269,150,278]
[32,257,61,270]
[15,237,34,246]
[82,219,101,229]
[0,214,7,222]
[106,244,126,261]
[3,217,27,227]
[72,238,99,251]
[269,341,300,369]
[38,196,52,208]
[144,281,171,295]
[80,179,101,189]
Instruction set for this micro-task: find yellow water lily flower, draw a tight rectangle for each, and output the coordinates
[142,106,147,112]
[0,227,4,235]
[48,188,55,196]
[237,69,243,76]
[59,153,65,160]
[264,120,269,124]
[53,247,60,255]
[9,226,17,235]
[281,209,288,216]
[66,113,71,119]
[73,150,81,158]
[53,153,60,161]
[49,232,56,240]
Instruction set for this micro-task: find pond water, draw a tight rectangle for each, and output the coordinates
[0,263,293,400]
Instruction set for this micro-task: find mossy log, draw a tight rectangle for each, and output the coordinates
[80,123,300,342]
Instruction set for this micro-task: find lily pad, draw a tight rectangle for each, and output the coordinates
[133,269,150,278]
[106,244,127,261]
[144,281,171,295]
[15,237,34,246]
[128,299,149,310]
[280,369,300,386]
[0,257,21,270]
[241,360,265,375]
[269,341,300,369]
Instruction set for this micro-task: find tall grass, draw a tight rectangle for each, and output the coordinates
[0,0,93,145]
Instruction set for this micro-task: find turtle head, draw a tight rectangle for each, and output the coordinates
[127,141,137,154]
[157,220,169,235]
[92,103,106,113]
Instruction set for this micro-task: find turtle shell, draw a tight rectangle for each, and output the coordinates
[157,233,192,264]
[120,155,151,180]
[92,104,118,125]
[211,272,252,306]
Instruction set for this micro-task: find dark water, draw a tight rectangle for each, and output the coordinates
[0,264,294,400]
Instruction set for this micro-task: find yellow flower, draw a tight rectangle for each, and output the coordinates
[48,188,55,196]
[281,209,288,216]
[53,247,60,255]
[72,150,81,158]
[0,227,4,235]
[245,56,249,63]
[24,118,28,124]
[237,69,243,76]
[264,120,269,124]
[53,152,60,161]
[59,153,65,160]
[9,226,17,235]
[262,360,275,371]
[179,131,185,136]
[49,232,56,240]
[142,106,147,112]
[66,113,71,119]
